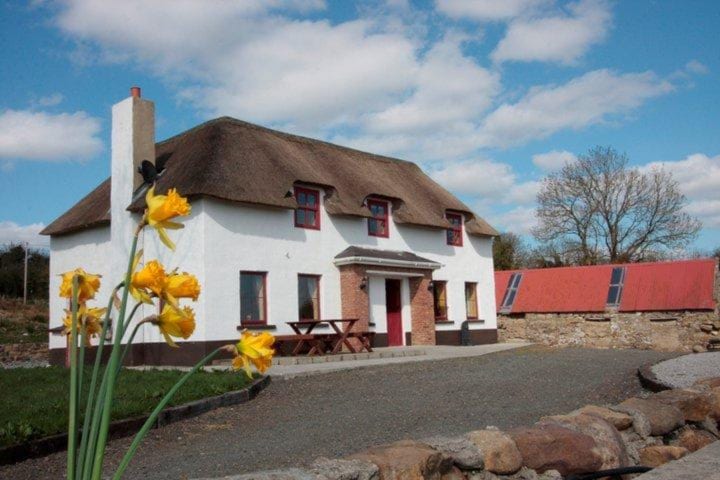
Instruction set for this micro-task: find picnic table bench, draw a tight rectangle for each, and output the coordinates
[275,319,374,356]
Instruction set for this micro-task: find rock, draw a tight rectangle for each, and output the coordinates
[204,468,320,480]
[440,466,465,480]
[575,405,633,430]
[536,470,562,480]
[669,427,717,452]
[617,397,684,435]
[538,413,628,470]
[508,424,603,476]
[423,436,484,470]
[465,430,522,475]
[693,345,706,353]
[466,472,498,480]
[638,445,688,468]
[509,467,538,479]
[650,389,714,422]
[710,387,720,420]
[698,416,720,438]
[348,440,450,480]
[310,458,379,480]
[700,324,713,333]
[694,377,720,389]
[619,430,662,465]
[610,405,652,438]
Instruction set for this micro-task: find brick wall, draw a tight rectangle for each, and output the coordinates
[338,264,436,346]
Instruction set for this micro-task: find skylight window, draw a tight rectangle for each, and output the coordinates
[606,267,626,307]
[500,273,522,313]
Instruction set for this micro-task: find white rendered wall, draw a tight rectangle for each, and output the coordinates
[202,190,496,342]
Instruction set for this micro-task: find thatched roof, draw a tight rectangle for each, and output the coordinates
[42,117,497,237]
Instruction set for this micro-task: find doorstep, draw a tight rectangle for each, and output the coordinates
[212,347,427,367]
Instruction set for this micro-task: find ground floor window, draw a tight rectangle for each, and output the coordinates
[240,271,267,324]
[465,282,478,319]
[298,274,321,320]
[433,281,448,321]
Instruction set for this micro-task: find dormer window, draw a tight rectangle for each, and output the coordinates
[367,199,389,237]
[294,186,320,229]
[446,213,463,246]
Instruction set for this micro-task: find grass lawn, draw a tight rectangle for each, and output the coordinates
[0,366,253,448]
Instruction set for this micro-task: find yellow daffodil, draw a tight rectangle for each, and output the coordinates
[130,257,166,304]
[232,331,275,378]
[143,186,191,250]
[59,268,102,302]
[163,272,201,307]
[154,304,196,347]
[63,305,106,345]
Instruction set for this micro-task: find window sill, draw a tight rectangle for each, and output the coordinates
[434,319,454,324]
[238,324,277,331]
[465,319,485,324]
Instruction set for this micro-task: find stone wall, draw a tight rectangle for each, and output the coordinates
[205,378,720,480]
[498,311,720,352]
[0,342,48,365]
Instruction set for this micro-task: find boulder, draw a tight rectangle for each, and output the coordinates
[508,424,603,476]
[310,458,380,480]
[694,377,720,389]
[575,405,633,430]
[650,389,714,422]
[423,436,484,470]
[204,469,320,480]
[638,445,688,468]
[538,413,628,470]
[348,440,450,480]
[536,471,562,480]
[669,427,717,453]
[616,397,684,435]
[465,430,522,475]
[508,467,538,479]
[708,387,720,420]
[440,466,465,480]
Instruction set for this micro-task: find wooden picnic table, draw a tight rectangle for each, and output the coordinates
[285,319,373,356]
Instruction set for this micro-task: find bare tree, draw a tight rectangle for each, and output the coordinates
[533,146,701,264]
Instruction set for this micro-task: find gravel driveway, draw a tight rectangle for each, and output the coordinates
[1,346,674,479]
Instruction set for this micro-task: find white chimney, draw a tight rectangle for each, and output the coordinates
[110,87,155,282]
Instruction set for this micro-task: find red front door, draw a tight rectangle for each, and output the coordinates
[385,279,403,346]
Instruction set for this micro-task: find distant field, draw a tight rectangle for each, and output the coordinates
[0,366,253,448]
[0,298,48,344]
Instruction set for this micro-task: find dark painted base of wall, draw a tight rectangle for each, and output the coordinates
[435,329,498,346]
[49,329,499,366]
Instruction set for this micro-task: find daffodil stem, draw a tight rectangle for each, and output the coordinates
[77,284,122,480]
[112,348,222,480]
[91,234,140,480]
[67,277,79,480]
[117,313,146,372]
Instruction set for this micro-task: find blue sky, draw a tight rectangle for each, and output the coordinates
[1,0,718,252]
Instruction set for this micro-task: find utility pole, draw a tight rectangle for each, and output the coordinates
[23,242,29,304]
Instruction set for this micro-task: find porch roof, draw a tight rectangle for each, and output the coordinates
[334,246,441,270]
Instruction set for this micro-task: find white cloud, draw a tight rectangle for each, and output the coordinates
[492,0,611,64]
[480,69,674,147]
[363,35,500,134]
[640,153,720,228]
[0,221,49,248]
[0,109,103,161]
[33,93,65,108]
[685,60,709,75]
[532,150,576,171]
[436,0,549,21]
[430,159,517,198]
[487,206,538,234]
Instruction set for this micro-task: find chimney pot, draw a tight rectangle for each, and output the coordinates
[130,86,141,98]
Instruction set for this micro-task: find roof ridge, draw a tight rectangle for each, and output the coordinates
[500,257,717,274]
[158,116,419,168]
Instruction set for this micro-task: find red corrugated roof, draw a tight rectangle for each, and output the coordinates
[619,259,716,312]
[495,259,717,314]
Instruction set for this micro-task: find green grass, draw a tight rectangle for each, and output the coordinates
[0,366,253,448]
[0,298,48,344]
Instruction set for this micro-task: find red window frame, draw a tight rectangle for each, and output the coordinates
[294,186,320,230]
[446,213,463,246]
[240,271,268,325]
[465,282,478,320]
[298,274,321,320]
[433,281,448,321]
[367,199,389,238]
